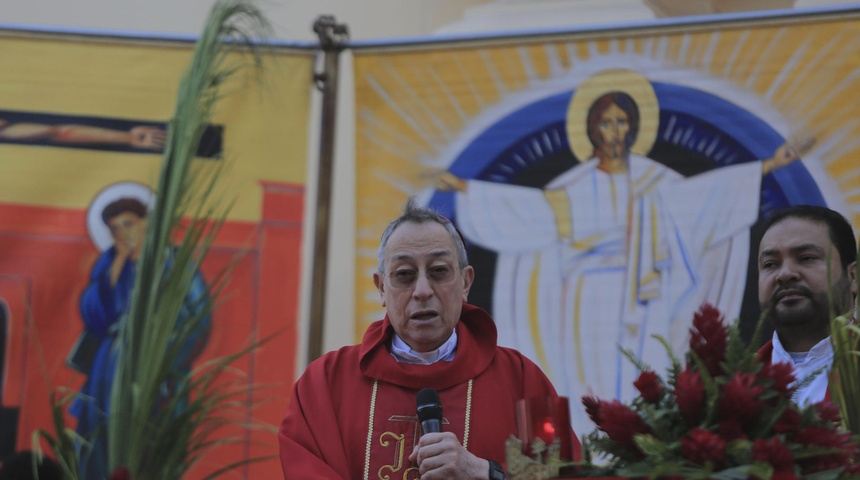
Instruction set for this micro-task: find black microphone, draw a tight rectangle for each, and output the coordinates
[416,388,443,435]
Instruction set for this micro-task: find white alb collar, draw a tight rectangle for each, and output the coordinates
[391,330,458,364]
[771,332,833,365]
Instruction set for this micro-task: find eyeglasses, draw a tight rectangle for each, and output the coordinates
[387,265,458,289]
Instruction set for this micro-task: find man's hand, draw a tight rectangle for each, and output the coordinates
[434,172,468,192]
[129,126,168,150]
[114,236,134,261]
[109,239,133,287]
[762,137,815,174]
[408,432,489,479]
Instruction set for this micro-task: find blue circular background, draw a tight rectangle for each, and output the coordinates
[427,81,826,342]
[429,82,824,219]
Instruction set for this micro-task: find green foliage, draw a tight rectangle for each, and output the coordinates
[106,2,272,478]
[830,313,860,436]
[35,2,276,479]
[826,233,860,438]
[653,334,683,379]
[33,390,81,480]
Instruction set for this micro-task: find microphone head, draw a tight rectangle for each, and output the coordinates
[416,388,442,423]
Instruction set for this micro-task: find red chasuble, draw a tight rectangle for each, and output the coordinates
[279,303,579,479]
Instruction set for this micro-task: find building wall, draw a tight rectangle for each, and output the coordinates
[3,0,855,373]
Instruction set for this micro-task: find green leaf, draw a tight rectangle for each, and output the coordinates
[687,350,720,425]
[652,334,683,375]
[830,313,860,435]
[633,434,669,459]
[31,389,81,480]
[620,346,653,374]
[745,309,771,358]
[712,463,772,480]
[615,461,666,478]
[804,466,851,480]
[723,438,752,466]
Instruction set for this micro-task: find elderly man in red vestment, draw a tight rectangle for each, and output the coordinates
[756,205,857,405]
[279,198,579,479]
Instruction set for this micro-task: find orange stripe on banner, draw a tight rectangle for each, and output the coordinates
[260,180,305,223]
[0,202,88,237]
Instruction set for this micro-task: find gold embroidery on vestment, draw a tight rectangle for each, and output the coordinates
[464,379,473,449]
[378,432,406,480]
[363,378,475,479]
[364,379,379,480]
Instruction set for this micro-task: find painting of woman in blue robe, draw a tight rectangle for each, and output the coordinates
[69,191,211,480]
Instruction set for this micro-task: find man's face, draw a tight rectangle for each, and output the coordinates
[108,211,147,253]
[758,217,857,333]
[596,103,630,161]
[373,221,474,353]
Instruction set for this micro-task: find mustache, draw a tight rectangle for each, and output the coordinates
[770,283,813,303]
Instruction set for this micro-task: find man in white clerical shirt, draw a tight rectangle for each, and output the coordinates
[756,205,857,405]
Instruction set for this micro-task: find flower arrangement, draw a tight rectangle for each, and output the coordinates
[579,303,860,480]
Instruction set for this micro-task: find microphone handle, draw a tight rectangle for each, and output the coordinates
[420,419,442,435]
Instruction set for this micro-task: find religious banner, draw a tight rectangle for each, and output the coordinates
[353,8,860,439]
[0,29,312,478]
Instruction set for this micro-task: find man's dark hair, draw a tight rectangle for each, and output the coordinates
[0,450,62,480]
[761,205,857,271]
[101,197,148,225]
[586,91,640,153]
[377,197,468,273]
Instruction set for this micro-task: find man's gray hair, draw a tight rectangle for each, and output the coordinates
[377,197,469,273]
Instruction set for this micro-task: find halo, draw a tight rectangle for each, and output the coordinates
[566,69,659,161]
[86,181,155,252]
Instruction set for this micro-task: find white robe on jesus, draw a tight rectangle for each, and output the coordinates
[453,155,762,436]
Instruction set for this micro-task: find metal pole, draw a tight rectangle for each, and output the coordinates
[308,16,348,363]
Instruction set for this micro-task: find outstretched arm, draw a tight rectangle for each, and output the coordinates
[0,122,167,150]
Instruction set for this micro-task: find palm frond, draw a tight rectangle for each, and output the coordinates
[32,389,81,480]
[828,241,860,436]
[102,1,272,478]
[830,314,860,435]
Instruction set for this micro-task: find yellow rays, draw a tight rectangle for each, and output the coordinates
[354,13,860,339]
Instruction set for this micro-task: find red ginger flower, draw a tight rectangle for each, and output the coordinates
[675,367,704,426]
[801,453,855,475]
[719,372,765,424]
[109,468,132,480]
[717,419,746,441]
[597,400,650,453]
[791,425,851,448]
[582,394,601,425]
[633,370,662,403]
[689,303,727,377]
[752,438,795,475]
[774,408,801,433]
[681,428,726,466]
[814,401,842,424]
[791,426,858,474]
[758,361,796,399]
